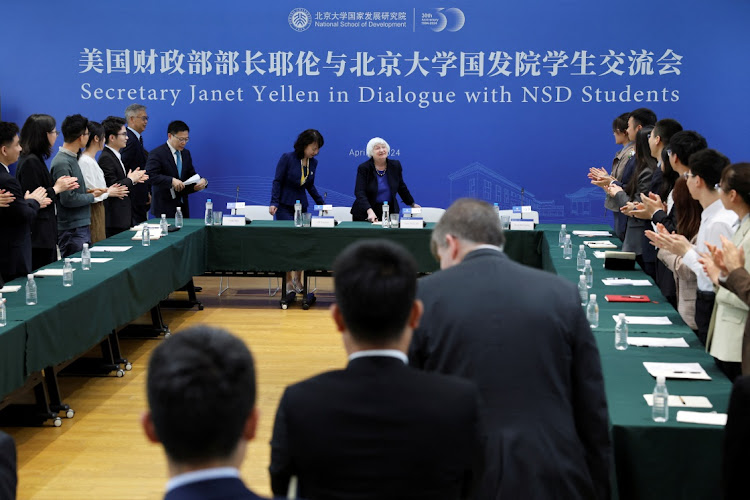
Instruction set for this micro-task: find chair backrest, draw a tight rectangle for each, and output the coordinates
[326,206,353,222]
[419,207,446,223]
[234,205,274,221]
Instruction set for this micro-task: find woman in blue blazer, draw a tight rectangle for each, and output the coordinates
[351,137,419,222]
[269,129,325,220]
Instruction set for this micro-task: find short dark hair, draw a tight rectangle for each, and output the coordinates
[0,121,19,147]
[689,149,730,191]
[146,326,257,464]
[101,116,126,145]
[85,121,104,149]
[669,131,708,167]
[293,129,324,160]
[431,198,505,258]
[333,240,417,344]
[612,113,629,134]
[629,108,657,128]
[167,120,189,135]
[61,114,89,143]
[20,114,56,160]
[652,118,683,146]
[721,163,750,207]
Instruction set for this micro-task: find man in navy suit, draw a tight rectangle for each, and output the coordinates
[410,198,612,500]
[122,104,151,225]
[270,240,484,500]
[142,325,268,500]
[0,121,50,282]
[0,430,17,500]
[145,120,207,218]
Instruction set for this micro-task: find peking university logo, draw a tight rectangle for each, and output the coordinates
[289,8,312,32]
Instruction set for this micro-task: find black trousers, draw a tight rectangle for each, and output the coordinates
[695,290,715,346]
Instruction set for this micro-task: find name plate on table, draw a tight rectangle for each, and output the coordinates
[227,202,245,209]
[510,219,534,231]
[400,218,424,229]
[311,216,336,228]
[313,204,333,211]
[512,205,532,213]
[402,207,422,216]
[222,215,246,226]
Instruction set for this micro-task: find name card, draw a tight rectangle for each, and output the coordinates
[401,207,422,216]
[311,216,336,228]
[227,202,245,209]
[400,218,424,229]
[313,204,333,211]
[510,219,535,231]
[512,205,532,213]
[222,215,246,226]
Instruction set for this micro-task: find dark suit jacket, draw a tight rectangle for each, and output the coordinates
[0,431,17,500]
[723,375,750,499]
[98,147,135,231]
[409,248,611,500]
[121,128,150,225]
[270,151,324,212]
[15,154,57,250]
[270,355,484,500]
[0,166,40,281]
[164,477,267,500]
[351,158,415,221]
[146,143,198,218]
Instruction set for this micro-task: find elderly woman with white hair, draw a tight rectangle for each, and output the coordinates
[351,137,419,222]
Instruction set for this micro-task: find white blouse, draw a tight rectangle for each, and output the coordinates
[77,154,109,203]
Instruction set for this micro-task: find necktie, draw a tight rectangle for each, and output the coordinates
[139,136,144,147]
[175,150,183,178]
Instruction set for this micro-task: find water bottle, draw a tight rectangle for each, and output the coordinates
[563,234,572,259]
[559,224,567,247]
[493,202,500,219]
[62,258,73,287]
[578,275,588,306]
[652,375,669,422]
[26,274,37,305]
[615,312,628,350]
[81,243,91,270]
[141,223,150,247]
[576,245,586,272]
[204,198,214,226]
[294,199,302,227]
[584,259,593,288]
[160,214,169,237]
[586,294,599,328]
[0,294,6,327]
[382,202,390,228]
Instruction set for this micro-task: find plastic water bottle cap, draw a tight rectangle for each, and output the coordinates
[618,313,626,319]
[296,200,300,203]
[656,375,666,384]
[579,244,584,249]
[28,274,33,279]
[590,294,596,300]
[207,199,212,202]
[177,207,181,211]
[494,203,499,207]
[161,214,166,217]
[65,258,71,263]
[384,202,388,205]
[585,259,591,264]
[83,243,88,248]
[561,224,566,228]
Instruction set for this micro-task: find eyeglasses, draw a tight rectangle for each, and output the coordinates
[683,172,695,179]
[173,136,189,144]
[666,149,672,157]
[137,115,149,121]
[714,183,723,192]
[117,132,128,137]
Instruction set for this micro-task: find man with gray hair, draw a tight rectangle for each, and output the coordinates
[409,198,611,500]
[122,103,150,225]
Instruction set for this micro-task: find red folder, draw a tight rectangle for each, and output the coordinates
[605,295,650,302]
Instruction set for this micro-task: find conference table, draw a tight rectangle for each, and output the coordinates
[0,219,732,499]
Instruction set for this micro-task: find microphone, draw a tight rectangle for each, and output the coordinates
[521,187,524,207]
[235,185,240,204]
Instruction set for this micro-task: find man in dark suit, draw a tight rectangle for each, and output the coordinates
[409,198,612,500]
[145,120,207,218]
[0,430,17,500]
[142,325,268,500]
[122,103,151,225]
[723,375,750,499]
[270,240,484,500]
[99,116,148,237]
[0,121,50,282]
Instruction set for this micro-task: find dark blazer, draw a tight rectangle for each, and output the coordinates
[164,477,267,500]
[0,431,17,500]
[0,166,40,281]
[98,147,134,231]
[723,375,750,499]
[351,158,414,221]
[270,151,324,212]
[409,248,611,500]
[15,154,57,250]
[146,143,197,218]
[612,155,636,240]
[613,162,655,255]
[270,355,484,500]
[121,128,150,225]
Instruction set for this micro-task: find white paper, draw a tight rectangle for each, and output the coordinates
[131,231,162,241]
[629,337,688,347]
[90,246,132,252]
[67,258,113,263]
[584,240,618,249]
[643,362,712,380]
[170,174,201,199]
[33,268,75,277]
[0,285,22,293]
[593,251,606,259]
[602,278,654,286]
[612,315,672,325]
[129,224,164,231]
[644,395,713,408]
[675,411,727,426]
[573,230,613,237]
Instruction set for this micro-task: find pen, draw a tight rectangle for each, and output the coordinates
[626,295,645,299]
[678,396,686,405]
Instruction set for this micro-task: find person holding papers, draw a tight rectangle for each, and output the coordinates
[145,120,207,218]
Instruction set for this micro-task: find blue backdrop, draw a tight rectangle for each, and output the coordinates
[3,1,749,223]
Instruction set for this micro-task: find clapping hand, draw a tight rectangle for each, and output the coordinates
[0,189,15,207]
[25,187,51,208]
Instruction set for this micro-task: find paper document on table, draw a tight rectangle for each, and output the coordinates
[643,362,711,380]
[129,224,163,231]
[602,278,653,286]
[573,230,613,237]
[629,337,688,347]
[67,258,113,264]
[612,315,672,325]
[676,411,727,426]
[34,268,75,277]
[0,285,21,293]
[131,231,162,241]
[170,174,201,199]
[584,240,618,249]
[90,246,132,252]
[593,251,606,259]
[643,395,713,408]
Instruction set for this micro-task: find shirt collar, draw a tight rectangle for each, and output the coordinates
[348,349,407,364]
[167,141,179,156]
[127,126,141,140]
[105,145,122,161]
[166,467,240,493]
[58,146,78,158]
[0,162,8,173]
[701,198,726,222]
